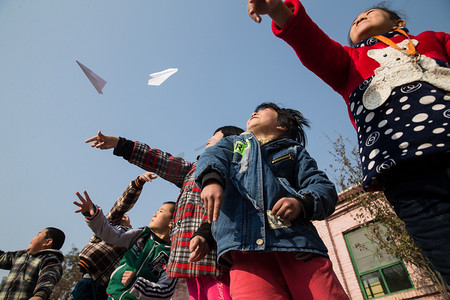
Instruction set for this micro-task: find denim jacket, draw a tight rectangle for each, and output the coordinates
[195,132,338,265]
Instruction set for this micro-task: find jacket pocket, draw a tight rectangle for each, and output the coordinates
[271,153,294,164]
[270,217,313,240]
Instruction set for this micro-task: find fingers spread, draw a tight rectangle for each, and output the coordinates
[83,191,91,202]
[84,136,96,143]
[75,191,85,203]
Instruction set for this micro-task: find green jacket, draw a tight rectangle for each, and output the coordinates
[86,208,176,300]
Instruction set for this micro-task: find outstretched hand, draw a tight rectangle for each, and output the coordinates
[85,130,119,150]
[188,236,209,263]
[138,172,157,182]
[272,197,302,222]
[73,191,96,216]
[247,0,281,23]
[200,182,223,223]
[248,0,293,28]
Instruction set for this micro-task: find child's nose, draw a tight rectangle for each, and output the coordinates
[356,16,366,25]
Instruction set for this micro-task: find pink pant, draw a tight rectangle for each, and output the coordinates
[185,274,231,300]
[229,251,349,300]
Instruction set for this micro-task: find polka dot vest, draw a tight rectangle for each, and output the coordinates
[351,31,450,190]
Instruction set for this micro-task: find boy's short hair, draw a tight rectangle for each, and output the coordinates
[45,227,66,250]
[163,201,176,217]
[214,126,244,137]
[255,102,310,146]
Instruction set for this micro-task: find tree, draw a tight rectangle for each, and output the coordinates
[327,134,449,299]
[50,245,82,300]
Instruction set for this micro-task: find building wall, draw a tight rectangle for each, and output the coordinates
[313,195,442,300]
[314,201,366,299]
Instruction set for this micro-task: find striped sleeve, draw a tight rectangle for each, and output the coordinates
[129,272,177,300]
[105,180,143,224]
[129,142,193,188]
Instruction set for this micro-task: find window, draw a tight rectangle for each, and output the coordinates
[345,225,413,299]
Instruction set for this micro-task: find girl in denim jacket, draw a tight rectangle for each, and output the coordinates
[195,102,349,299]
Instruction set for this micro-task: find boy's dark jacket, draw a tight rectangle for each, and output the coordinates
[195,131,338,266]
[0,248,63,300]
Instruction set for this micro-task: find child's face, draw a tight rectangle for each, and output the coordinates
[350,9,400,45]
[205,131,224,149]
[148,203,174,233]
[246,107,280,137]
[26,229,51,255]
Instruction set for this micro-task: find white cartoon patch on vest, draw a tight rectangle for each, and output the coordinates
[363,39,450,110]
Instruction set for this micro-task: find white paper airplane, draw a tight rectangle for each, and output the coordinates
[76,60,107,94]
[148,68,178,86]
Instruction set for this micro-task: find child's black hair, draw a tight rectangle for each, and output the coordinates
[254,102,310,146]
[163,201,176,217]
[214,126,244,137]
[45,227,66,250]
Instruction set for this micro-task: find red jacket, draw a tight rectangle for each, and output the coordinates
[273,0,450,128]
[272,0,450,190]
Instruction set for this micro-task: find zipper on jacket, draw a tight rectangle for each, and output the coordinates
[271,153,293,164]
[119,242,159,299]
[136,242,158,276]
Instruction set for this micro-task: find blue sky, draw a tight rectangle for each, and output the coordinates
[0,0,448,278]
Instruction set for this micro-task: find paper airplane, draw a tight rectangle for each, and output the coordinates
[148,68,178,86]
[76,60,107,94]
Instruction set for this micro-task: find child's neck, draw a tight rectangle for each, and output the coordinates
[253,132,282,144]
[153,230,171,243]
[258,137,272,145]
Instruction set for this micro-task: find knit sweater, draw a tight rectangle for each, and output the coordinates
[273,0,450,190]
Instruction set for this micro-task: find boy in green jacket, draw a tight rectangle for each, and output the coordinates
[74,190,176,300]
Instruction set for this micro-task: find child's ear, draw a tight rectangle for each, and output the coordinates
[276,125,288,132]
[393,19,406,29]
[43,238,53,249]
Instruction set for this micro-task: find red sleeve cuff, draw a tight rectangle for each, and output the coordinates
[272,0,302,36]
